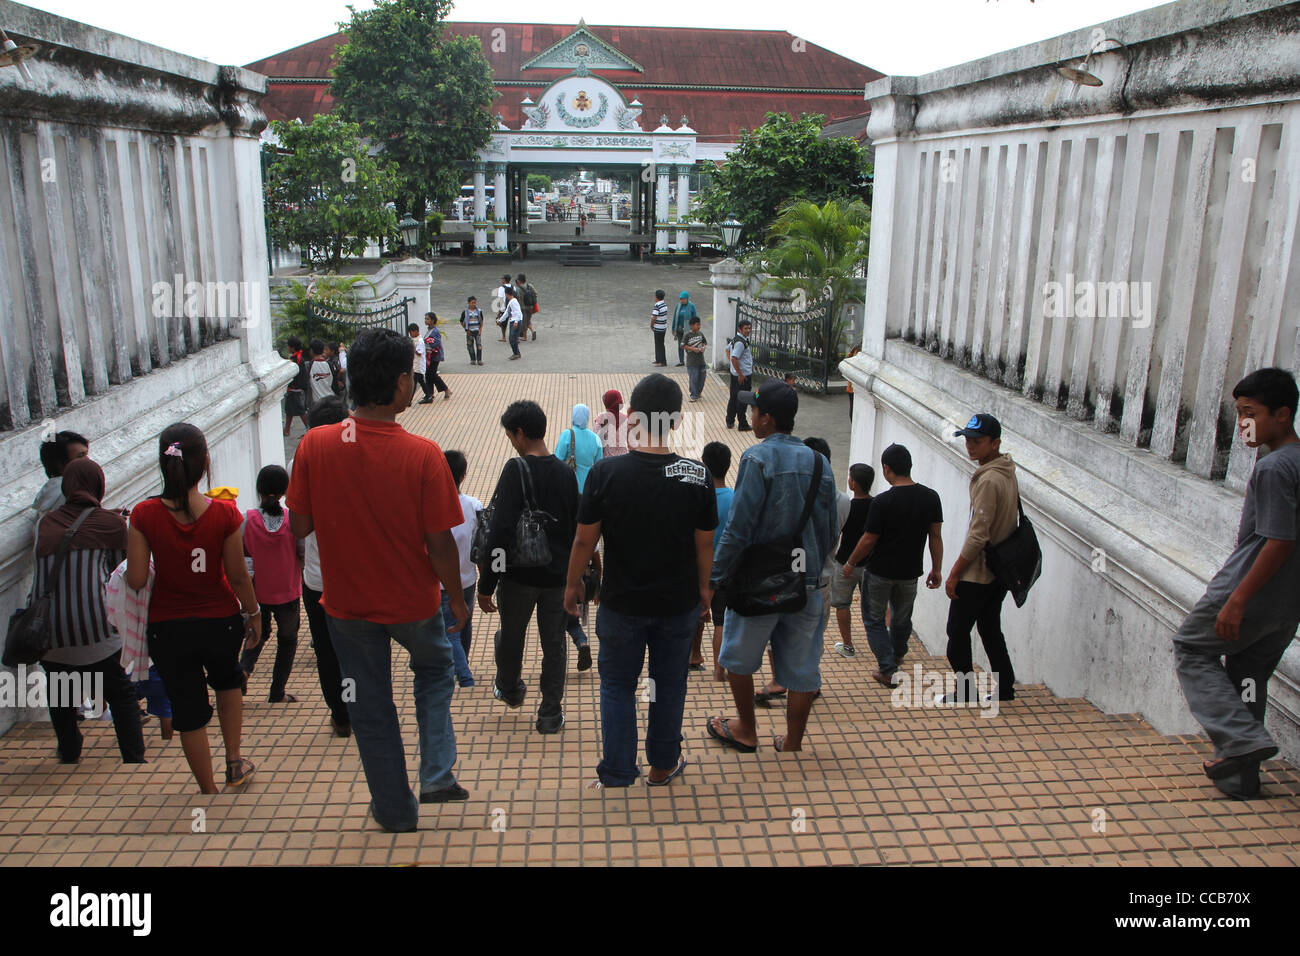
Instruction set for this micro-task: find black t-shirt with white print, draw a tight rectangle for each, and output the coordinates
[578,450,718,616]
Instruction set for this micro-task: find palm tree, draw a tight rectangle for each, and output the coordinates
[743,199,870,365]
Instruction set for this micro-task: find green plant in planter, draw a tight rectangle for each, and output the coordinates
[272,273,377,349]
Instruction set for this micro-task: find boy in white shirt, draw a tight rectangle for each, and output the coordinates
[408,323,427,398]
[439,450,483,687]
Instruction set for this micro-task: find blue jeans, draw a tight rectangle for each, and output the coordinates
[325,612,458,831]
[595,604,699,787]
[440,584,476,684]
[508,321,521,356]
[862,573,918,675]
[567,613,589,647]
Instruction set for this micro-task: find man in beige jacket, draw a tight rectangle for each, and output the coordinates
[942,413,1019,704]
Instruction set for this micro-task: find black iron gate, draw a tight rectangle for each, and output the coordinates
[305,295,415,343]
[733,295,835,393]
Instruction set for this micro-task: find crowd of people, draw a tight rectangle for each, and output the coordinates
[19,331,1299,815]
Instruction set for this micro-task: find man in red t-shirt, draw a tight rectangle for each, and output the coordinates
[287,327,468,833]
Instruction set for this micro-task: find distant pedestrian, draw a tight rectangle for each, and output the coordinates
[566,374,716,787]
[127,424,262,793]
[594,389,629,458]
[477,401,579,733]
[308,339,333,405]
[516,274,539,342]
[709,382,838,753]
[829,463,874,659]
[672,290,698,367]
[283,336,310,436]
[408,323,428,398]
[494,274,512,341]
[288,328,470,830]
[943,413,1019,705]
[35,458,145,764]
[1174,368,1300,800]
[726,318,753,431]
[555,403,604,492]
[419,312,450,404]
[461,296,484,366]
[439,450,482,688]
[504,287,524,360]
[238,465,304,703]
[298,396,352,738]
[697,441,733,676]
[683,315,708,401]
[651,290,669,367]
[842,443,944,688]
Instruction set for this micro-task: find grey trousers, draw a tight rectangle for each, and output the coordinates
[494,577,567,719]
[1172,592,1295,760]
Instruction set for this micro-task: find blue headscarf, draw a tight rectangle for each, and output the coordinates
[572,403,590,429]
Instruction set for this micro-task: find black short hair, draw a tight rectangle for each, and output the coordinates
[516,274,526,283]
[880,443,912,477]
[286,335,303,351]
[849,463,874,491]
[803,436,831,462]
[702,441,731,481]
[327,341,340,353]
[630,373,683,419]
[309,339,325,356]
[655,289,665,299]
[308,395,347,428]
[39,430,90,478]
[501,400,546,440]
[1233,367,1298,422]
[407,322,420,334]
[348,328,414,408]
[501,274,512,282]
[467,295,477,302]
[505,287,516,298]
[445,449,468,486]
[690,315,701,325]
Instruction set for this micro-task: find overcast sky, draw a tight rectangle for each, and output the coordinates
[17,0,1171,76]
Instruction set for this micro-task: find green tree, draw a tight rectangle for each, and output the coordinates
[744,199,871,362]
[263,114,400,270]
[331,0,497,218]
[272,273,377,350]
[696,112,871,247]
[527,173,552,193]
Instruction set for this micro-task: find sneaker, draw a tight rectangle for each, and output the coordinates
[493,680,526,708]
[737,422,753,432]
[419,782,469,804]
[536,713,565,734]
[834,641,856,658]
[509,354,521,361]
[224,757,255,789]
[417,396,433,405]
[576,645,592,671]
[871,669,898,688]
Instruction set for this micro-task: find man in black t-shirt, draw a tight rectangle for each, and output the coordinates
[478,400,579,734]
[842,443,943,688]
[565,374,717,788]
[830,463,874,658]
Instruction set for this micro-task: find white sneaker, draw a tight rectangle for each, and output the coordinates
[834,642,856,658]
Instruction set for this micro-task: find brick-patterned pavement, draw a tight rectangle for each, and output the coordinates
[4,371,1299,867]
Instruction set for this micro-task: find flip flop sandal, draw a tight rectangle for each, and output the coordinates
[646,756,688,786]
[706,716,757,753]
[1203,746,1278,780]
[753,690,787,708]
[773,735,790,752]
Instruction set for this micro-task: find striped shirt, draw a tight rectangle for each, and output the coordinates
[652,300,668,331]
[32,546,125,665]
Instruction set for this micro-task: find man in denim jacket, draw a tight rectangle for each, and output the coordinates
[706,382,839,752]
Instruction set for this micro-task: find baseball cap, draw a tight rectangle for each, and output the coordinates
[739,381,798,420]
[679,291,690,299]
[953,413,1001,440]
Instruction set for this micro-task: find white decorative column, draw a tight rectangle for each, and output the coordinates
[674,163,691,254]
[492,163,509,252]
[472,163,488,254]
[710,258,745,371]
[391,257,434,327]
[655,165,671,254]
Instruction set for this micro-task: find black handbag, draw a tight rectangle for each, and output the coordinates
[471,458,555,571]
[984,496,1042,609]
[4,508,95,667]
[726,452,823,617]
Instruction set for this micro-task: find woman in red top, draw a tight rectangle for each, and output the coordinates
[126,423,262,794]
[239,465,304,703]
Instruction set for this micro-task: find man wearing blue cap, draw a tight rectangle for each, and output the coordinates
[942,413,1019,704]
[671,291,698,367]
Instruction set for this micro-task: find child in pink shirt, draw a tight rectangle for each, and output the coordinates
[239,465,304,702]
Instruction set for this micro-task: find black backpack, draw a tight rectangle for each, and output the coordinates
[290,355,311,392]
[984,496,1042,608]
[519,285,537,311]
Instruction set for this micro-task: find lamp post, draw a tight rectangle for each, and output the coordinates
[398,216,421,258]
[720,218,742,257]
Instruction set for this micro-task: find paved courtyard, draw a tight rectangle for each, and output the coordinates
[3,361,1300,866]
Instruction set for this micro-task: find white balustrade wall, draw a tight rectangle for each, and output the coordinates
[0,4,293,733]
[845,0,1300,761]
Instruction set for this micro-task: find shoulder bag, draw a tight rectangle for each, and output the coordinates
[984,495,1042,608]
[564,428,577,473]
[4,508,95,667]
[725,452,823,617]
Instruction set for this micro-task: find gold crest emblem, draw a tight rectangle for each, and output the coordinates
[574,91,592,111]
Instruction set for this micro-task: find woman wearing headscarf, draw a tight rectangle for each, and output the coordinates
[35,458,145,764]
[592,389,628,459]
[554,403,603,493]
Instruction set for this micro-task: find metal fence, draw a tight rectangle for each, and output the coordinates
[305,296,414,343]
[732,295,836,393]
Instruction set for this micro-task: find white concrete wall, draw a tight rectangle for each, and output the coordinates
[845,0,1300,763]
[0,4,292,733]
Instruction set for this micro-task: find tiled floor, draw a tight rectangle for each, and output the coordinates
[4,373,1299,866]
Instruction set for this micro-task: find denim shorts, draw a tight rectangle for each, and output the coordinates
[718,588,826,692]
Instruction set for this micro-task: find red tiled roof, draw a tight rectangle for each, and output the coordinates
[246,22,882,141]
